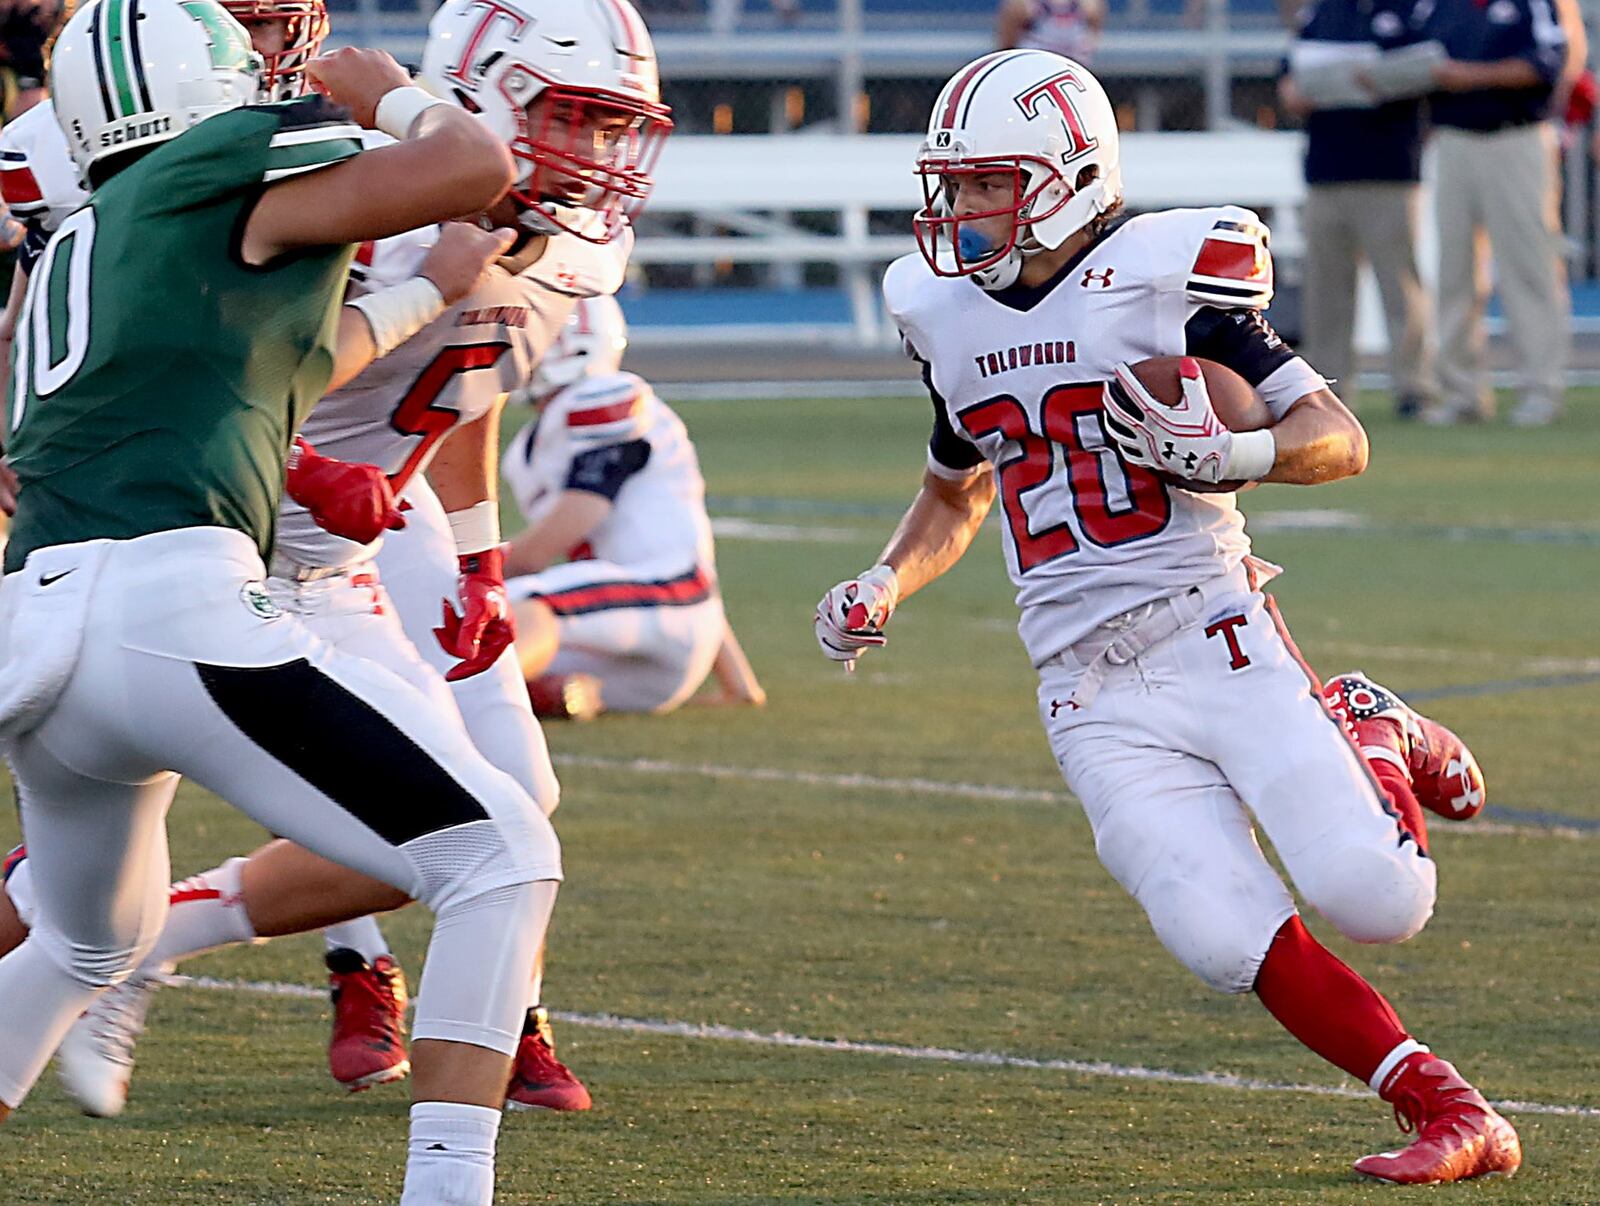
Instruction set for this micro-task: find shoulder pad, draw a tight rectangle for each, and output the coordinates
[258,98,363,184]
[549,371,652,444]
[525,224,632,298]
[0,102,87,233]
[882,252,946,363]
[349,225,438,292]
[1184,205,1274,309]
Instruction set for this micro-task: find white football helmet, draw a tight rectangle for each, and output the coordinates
[50,0,262,185]
[914,49,1122,290]
[420,0,673,244]
[528,293,628,403]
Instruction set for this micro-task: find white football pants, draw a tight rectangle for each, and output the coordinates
[1038,576,1436,995]
[0,527,561,1107]
[506,558,725,714]
[383,479,560,810]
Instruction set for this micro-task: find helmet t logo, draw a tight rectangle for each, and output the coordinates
[444,0,532,87]
[1014,71,1099,161]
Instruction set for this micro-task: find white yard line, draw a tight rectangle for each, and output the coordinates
[550,754,1594,840]
[172,975,1599,1119]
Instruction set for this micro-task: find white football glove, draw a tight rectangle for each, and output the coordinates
[815,564,901,671]
[1101,357,1275,486]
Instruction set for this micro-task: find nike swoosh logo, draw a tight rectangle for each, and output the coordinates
[543,35,577,47]
[38,569,74,586]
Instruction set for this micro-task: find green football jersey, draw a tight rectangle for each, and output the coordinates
[3,97,363,573]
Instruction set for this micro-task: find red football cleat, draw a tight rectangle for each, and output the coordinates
[1355,1053,1521,1184]
[327,949,411,1092]
[1407,713,1487,821]
[505,1007,592,1111]
[1322,672,1486,820]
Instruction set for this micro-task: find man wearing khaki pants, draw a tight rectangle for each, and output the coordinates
[1281,0,1437,419]
[1424,0,1583,425]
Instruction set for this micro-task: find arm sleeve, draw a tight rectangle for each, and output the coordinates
[922,360,986,478]
[1184,305,1327,418]
[16,218,48,276]
[564,438,652,500]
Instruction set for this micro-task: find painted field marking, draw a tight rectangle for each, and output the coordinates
[551,754,1598,838]
[172,975,1599,1120]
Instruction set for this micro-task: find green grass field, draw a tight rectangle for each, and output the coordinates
[1,388,1597,1204]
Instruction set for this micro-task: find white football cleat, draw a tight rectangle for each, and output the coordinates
[57,972,163,1118]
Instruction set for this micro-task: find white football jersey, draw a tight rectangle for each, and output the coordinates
[0,100,89,234]
[273,236,575,570]
[501,371,714,577]
[885,205,1320,666]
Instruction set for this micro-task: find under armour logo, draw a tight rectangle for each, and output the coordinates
[1049,698,1080,718]
[1081,267,1115,289]
[1183,451,1198,470]
[1162,441,1177,460]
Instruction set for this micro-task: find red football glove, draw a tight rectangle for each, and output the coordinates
[285,437,405,544]
[433,546,515,682]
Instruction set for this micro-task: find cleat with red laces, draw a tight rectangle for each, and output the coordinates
[326,949,411,1092]
[505,1006,592,1111]
[1355,1052,1522,1184]
[1322,672,1486,820]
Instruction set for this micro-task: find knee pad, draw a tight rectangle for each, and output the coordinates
[1095,802,1293,995]
[1299,842,1437,944]
[42,907,164,991]
[1138,873,1290,994]
[401,787,562,915]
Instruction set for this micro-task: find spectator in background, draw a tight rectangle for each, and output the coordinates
[997,0,1104,65]
[1423,0,1584,425]
[1280,0,1437,418]
[0,0,67,120]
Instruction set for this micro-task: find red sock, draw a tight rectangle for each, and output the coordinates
[1370,758,1429,854]
[1254,915,1410,1085]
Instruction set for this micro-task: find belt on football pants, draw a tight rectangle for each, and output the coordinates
[1044,556,1281,710]
[267,553,364,584]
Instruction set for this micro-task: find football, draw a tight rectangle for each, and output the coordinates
[1124,356,1270,492]
[1125,356,1271,432]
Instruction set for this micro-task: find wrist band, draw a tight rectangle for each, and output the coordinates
[375,85,449,140]
[859,563,901,613]
[448,500,501,555]
[1222,428,1277,483]
[348,276,446,359]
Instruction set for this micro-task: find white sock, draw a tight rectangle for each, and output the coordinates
[5,857,38,930]
[150,858,257,969]
[1370,1038,1431,1095]
[400,1101,500,1206]
[322,916,390,965]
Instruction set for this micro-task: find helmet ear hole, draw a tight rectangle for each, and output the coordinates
[1074,165,1099,192]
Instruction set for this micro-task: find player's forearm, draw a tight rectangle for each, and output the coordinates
[328,306,379,392]
[428,410,500,513]
[1261,390,1369,485]
[502,490,612,578]
[877,468,996,600]
[709,622,766,706]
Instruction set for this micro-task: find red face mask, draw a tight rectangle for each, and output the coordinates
[913,156,1070,278]
[510,81,673,244]
[224,0,329,99]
